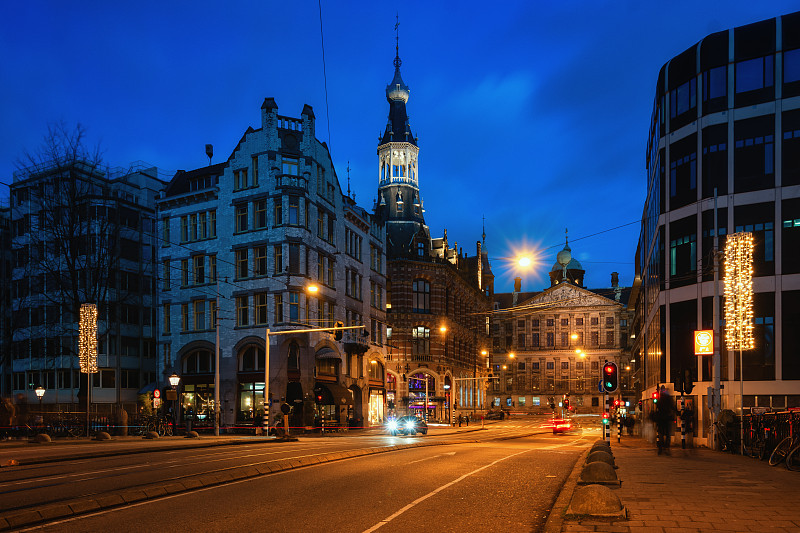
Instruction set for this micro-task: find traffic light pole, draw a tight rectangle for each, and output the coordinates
[263,324,364,436]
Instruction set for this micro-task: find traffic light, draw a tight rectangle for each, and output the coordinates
[563,394,570,408]
[602,412,609,424]
[613,399,621,408]
[683,369,694,394]
[602,362,618,392]
[651,390,659,403]
[334,320,344,341]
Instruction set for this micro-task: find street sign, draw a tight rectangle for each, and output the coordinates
[154,388,161,399]
[598,379,605,393]
[694,330,713,355]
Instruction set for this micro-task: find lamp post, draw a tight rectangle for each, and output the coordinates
[168,373,180,431]
[34,385,45,434]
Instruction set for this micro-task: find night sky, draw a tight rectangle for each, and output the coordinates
[2,1,797,293]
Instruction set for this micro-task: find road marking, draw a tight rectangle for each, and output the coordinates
[406,451,456,464]
[362,448,530,533]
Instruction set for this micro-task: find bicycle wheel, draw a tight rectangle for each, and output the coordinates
[786,444,800,471]
[769,437,793,466]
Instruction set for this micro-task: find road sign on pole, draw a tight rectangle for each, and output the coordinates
[598,379,605,393]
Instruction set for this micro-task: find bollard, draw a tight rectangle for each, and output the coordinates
[617,411,621,444]
[680,394,686,449]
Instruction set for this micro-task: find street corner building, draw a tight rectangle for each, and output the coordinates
[156,100,390,432]
[490,238,632,415]
[373,46,495,423]
[2,159,166,413]
[630,11,800,446]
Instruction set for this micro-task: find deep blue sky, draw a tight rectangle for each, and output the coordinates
[2,1,798,293]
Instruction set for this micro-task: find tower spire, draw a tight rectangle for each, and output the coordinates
[346,160,351,198]
[394,13,401,70]
[482,215,486,247]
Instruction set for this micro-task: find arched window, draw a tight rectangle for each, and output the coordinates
[412,326,430,355]
[288,341,300,370]
[239,345,265,372]
[183,349,214,374]
[412,279,430,313]
[368,360,384,381]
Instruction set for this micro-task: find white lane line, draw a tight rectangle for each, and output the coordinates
[406,451,455,465]
[362,448,530,533]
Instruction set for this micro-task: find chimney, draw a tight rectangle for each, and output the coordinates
[611,272,619,288]
[514,277,522,293]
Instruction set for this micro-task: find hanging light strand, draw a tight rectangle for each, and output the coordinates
[724,232,754,351]
[79,303,98,374]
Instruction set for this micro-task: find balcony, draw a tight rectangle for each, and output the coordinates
[276,174,308,191]
[342,329,369,355]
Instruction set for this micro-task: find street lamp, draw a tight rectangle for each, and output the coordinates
[168,373,180,430]
[35,385,45,409]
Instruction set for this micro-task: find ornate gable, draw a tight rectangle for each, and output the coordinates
[520,283,619,309]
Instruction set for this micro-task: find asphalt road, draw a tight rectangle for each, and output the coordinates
[4,417,596,532]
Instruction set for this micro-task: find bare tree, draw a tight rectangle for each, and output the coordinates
[9,122,135,400]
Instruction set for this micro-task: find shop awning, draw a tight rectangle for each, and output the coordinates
[315,347,341,359]
[314,382,354,405]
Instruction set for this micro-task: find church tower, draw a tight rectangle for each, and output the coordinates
[375,42,430,259]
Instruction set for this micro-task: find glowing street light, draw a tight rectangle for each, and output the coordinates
[518,256,532,268]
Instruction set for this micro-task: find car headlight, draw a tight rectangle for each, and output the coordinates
[405,421,415,430]
[387,420,398,431]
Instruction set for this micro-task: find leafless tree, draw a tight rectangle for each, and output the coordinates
[9,122,135,393]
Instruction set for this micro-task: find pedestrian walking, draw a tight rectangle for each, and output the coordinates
[655,386,674,454]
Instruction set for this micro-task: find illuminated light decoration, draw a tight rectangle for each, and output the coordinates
[724,232,754,351]
[79,303,98,374]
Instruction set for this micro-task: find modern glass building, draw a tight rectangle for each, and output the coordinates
[631,11,800,443]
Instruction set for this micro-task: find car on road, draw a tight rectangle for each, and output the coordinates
[551,418,573,434]
[484,410,503,420]
[387,415,428,436]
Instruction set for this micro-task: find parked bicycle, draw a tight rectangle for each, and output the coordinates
[143,415,173,437]
[769,428,800,471]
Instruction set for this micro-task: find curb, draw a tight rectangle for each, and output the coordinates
[1,438,272,467]
[543,447,590,533]
[0,438,477,531]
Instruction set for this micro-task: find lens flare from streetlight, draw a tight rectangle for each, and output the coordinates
[518,256,532,268]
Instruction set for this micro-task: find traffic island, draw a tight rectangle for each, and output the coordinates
[566,484,627,519]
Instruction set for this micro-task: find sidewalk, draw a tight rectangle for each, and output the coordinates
[562,436,800,532]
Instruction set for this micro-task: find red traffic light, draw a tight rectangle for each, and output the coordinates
[613,399,621,407]
[605,365,614,374]
[602,412,609,418]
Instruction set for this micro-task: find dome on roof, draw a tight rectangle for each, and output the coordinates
[550,257,584,272]
[386,53,409,103]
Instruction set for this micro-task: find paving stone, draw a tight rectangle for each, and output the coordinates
[37,504,73,521]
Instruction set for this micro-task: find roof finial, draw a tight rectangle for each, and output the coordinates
[482,215,486,246]
[394,13,401,70]
[565,227,569,246]
[346,160,351,197]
